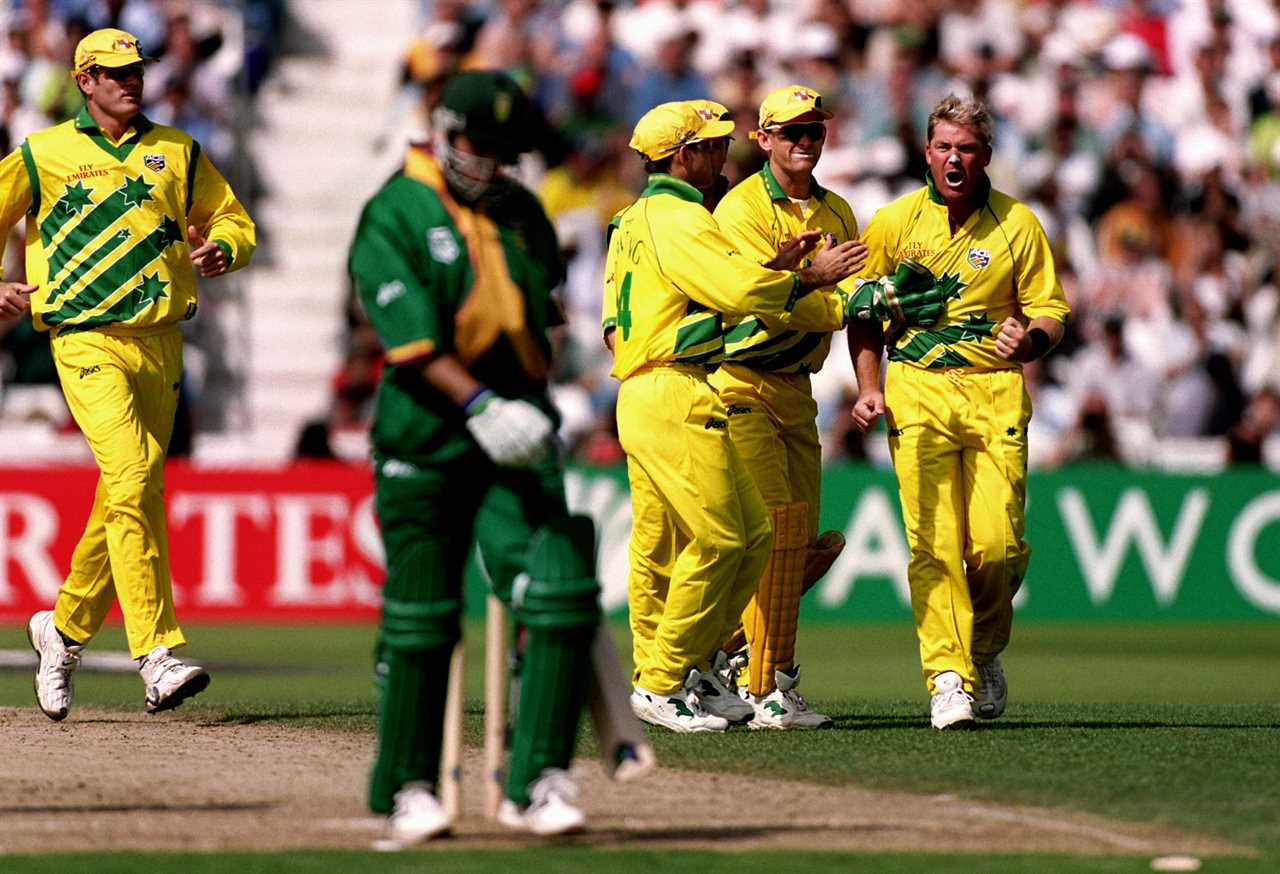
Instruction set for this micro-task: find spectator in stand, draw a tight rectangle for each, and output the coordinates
[625,19,707,125]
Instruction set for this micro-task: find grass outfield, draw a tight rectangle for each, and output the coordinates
[0,851,1271,874]
[1,620,1277,871]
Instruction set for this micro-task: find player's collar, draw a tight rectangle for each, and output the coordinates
[759,163,826,202]
[74,105,153,136]
[925,170,990,207]
[640,173,703,204]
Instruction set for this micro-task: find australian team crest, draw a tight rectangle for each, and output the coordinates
[967,247,991,270]
[143,154,166,172]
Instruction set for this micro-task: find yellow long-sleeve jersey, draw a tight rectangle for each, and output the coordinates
[0,108,255,334]
[860,174,1068,370]
[711,165,856,374]
[602,174,804,381]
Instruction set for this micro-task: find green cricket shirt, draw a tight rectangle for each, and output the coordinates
[348,146,563,465]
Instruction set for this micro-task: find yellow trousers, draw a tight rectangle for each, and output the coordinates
[710,364,821,686]
[710,364,821,535]
[885,362,1031,695]
[618,365,772,695]
[50,326,186,659]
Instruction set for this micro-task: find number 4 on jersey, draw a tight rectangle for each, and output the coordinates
[616,272,633,341]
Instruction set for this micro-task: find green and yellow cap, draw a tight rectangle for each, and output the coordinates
[71,28,146,76]
[630,101,735,161]
[757,84,833,129]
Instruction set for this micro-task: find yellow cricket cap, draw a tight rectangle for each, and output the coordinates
[630,101,735,161]
[757,84,833,129]
[71,28,146,76]
[687,99,730,121]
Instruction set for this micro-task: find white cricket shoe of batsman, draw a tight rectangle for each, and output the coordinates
[375,781,453,849]
[27,610,83,721]
[498,768,586,836]
[930,670,975,730]
[974,656,1007,719]
[687,656,754,724]
[630,685,729,733]
[138,645,210,713]
[748,665,833,730]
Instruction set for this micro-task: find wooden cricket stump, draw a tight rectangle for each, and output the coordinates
[438,594,509,820]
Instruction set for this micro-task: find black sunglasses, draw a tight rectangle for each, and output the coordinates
[91,64,145,82]
[766,122,826,142]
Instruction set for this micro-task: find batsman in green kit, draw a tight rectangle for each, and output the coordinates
[848,95,1069,730]
[349,71,598,841]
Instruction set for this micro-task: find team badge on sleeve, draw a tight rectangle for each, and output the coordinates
[427,227,460,264]
[967,247,991,270]
[143,154,166,172]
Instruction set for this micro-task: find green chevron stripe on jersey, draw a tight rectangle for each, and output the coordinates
[39,180,97,245]
[673,301,723,365]
[889,312,998,369]
[733,330,824,372]
[48,174,156,278]
[723,317,769,347]
[57,272,171,333]
[43,217,184,327]
[45,228,131,307]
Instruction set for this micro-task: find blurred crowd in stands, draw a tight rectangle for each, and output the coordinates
[2,0,1276,470]
[327,0,1280,468]
[0,0,286,452]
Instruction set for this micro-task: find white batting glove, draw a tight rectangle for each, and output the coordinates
[464,390,553,468]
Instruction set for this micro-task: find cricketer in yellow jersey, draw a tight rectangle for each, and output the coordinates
[604,101,866,733]
[848,95,1068,730]
[686,100,733,212]
[709,84,862,730]
[0,28,255,721]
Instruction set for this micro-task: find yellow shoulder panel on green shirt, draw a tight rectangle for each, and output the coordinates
[860,174,1069,371]
[713,165,857,374]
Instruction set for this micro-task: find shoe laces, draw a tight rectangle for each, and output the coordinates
[977,660,1004,692]
[782,687,810,712]
[142,648,186,680]
[44,647,81,690]
[530,768,578,807]
[935,687,974,711]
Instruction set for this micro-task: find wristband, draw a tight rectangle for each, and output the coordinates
[1025,328,1051,361]
[462,386,494,415]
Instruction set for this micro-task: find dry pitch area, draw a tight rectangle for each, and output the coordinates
[0,707,1246,857]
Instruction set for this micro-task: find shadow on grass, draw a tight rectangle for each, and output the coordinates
[203,705,373,725]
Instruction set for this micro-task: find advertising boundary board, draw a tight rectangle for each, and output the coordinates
[0,462,1276,622]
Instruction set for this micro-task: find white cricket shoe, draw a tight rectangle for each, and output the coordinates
[498,768,586,836]
[27,610,82,722]
[749,666,833,730]
[375,781,452,848]
[974,657,1007,719]
[686,658,754,724]
[138,646,210,713]
[930,670,975,730]
[630,686,729,733]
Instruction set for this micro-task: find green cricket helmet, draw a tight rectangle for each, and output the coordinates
[433,70,535,164]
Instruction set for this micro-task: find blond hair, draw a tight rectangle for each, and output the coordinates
[926,94,993,148]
